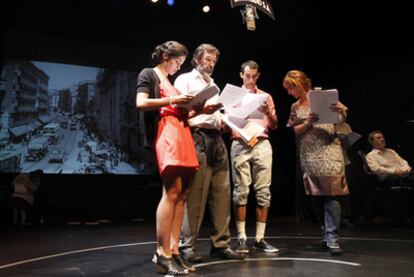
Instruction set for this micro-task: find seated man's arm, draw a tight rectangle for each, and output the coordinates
[391,149,412,171]
[366,153,396,176]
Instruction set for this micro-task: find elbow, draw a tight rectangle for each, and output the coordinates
[136,98,148,111]
[136,93,148,111]
[136,102,145,111]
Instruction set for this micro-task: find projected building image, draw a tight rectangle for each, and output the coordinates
[0,61,155,175]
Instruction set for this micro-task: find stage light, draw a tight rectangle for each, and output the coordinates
[167,0,174,6]
[202,5,210,13]
[241,5,258,31]
[151,0,158,3]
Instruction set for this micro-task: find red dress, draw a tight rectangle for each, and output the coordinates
[154,81,199,177]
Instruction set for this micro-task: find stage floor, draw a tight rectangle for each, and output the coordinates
[0,216,413,277]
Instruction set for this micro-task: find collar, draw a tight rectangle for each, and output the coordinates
[372,148,389,154]
[190,68,214,84]
[242,85,259,93]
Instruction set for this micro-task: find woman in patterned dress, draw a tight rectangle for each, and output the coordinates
[283,70,349,256]
[136,41,199,275]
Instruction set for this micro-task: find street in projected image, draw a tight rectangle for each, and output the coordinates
[0,61,154,175]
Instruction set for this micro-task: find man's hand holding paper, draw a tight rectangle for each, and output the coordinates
[177,83,220,111]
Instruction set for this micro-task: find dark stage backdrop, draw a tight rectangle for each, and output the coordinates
[1,0,413,221]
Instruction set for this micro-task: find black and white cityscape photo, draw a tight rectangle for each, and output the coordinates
[0,60,155,175]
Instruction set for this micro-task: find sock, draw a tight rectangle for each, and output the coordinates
[256,222,266,242]
[236,221,247,240]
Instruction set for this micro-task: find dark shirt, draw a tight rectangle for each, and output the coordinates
[136,68,160,148]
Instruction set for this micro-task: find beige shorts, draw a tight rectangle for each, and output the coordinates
[231,139,273,207]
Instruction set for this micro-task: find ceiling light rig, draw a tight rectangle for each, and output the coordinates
[230,0,275,31]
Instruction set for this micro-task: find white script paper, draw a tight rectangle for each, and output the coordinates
[217,84,250,111]
[221,114,265,147]
[307,89,339,124]
[177,83,220,111]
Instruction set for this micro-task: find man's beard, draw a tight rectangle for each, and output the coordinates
[197,65,212,76]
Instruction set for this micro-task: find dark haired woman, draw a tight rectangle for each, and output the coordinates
[136,41,198,275]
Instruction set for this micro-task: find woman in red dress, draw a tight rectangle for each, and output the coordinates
[136,41,199,275]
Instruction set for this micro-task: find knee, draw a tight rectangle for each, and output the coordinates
[180,187,191,202]
[164,187,182,203]
[256,188,271,208]
[233,186,249,206]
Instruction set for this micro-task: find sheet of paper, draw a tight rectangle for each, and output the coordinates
[217,84,250,111]
[228,93,268,119]
[337,131,362,146]
[245,93,268,119]
[222,114,265,147]
[307,89,339,124]
[177,83,219,111]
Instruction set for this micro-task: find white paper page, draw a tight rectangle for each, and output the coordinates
[222,115,252,143]
[177,83,220,111]
[227,114,248,128]
[222,115,265,145]
[227,90,268,119]
[217,84,250,111]
[347,132,362,146]
[307,89,339,124]
[338,132,362,146]
[246,94,268,119]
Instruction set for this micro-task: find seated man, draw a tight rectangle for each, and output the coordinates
[366,130,414,187]
[11,169,43,226]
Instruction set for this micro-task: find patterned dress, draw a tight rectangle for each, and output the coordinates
[288,103,349,196]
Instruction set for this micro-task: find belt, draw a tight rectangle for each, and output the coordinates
[233,136,268,141]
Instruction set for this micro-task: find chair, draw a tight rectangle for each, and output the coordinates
[357,151,412,192]
[357,151,413,224]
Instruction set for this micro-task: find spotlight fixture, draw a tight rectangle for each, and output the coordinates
[167,0,174,6]
[151,0,158,3]
[202,5,210,13]
[229,0,275,31]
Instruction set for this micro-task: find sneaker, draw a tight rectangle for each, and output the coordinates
[179,247,203,263]
[253,239,279,253]
[329,245,343,256]
[235,238,249,253]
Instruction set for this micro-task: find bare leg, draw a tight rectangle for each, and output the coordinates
[256,206,269,223]
[235,205,247,221]
[171,171,192,254]
[235,205,247,240]
[156,171,182,257]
